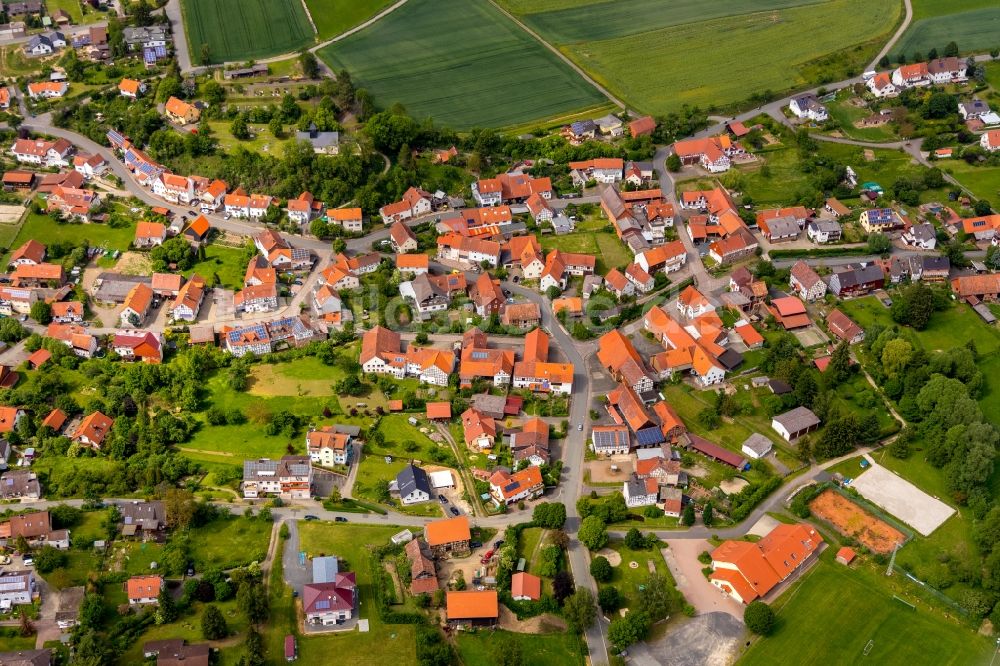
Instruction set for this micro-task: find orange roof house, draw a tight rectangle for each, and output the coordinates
[0,407,23,433]
[42,408,67,432]
[710,523,822,604]
[10,239,46,265]
[766,296,811,330]
[629,115,656,138]
[425,515,471,549]
[511,572,542,601]
[426,402,452,420]
[27,349,51,369]
[446,590,499,623]
[126,575,163,603]
[164,96,200,125]
[72,411,114,449]
[118,78,144,97]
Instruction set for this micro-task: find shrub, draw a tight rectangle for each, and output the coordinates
[590,556,612,583]
[744,601,775,635]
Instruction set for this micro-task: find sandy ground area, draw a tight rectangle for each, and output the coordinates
[586,458,633,483]
[0,205,26,224]
[596,547,622,567]
[810,489,904,553]
[113,251,153,275]
[850,462,954,536]
[719,478,749,496]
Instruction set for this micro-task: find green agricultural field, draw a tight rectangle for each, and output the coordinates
[457,631,585,666]
[536,0,901,114]
[181,0,315,65]
[317,0,608,129]
[893,0,1000,59]
[739,559,991,665]
[305,0,395,40]
[513,0,826,45]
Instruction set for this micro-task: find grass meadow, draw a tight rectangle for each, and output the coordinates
[317,0,607,129]
[937,160,1000,204]
[456,631,585,666]
[304,0,395,40]
[181,0,314,64]
[538,230,630,274]
[740,556,992,665]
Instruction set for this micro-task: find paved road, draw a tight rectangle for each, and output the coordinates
[869,0,913,71]
[162,0,193,74]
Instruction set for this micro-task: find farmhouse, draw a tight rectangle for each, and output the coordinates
[772,406,821,442]
[567,158,623,185]
[459,328,514,387]
[672,135,742,173]
[425,516,471,555]
[127,575,162,605]
[981,130,1000,153]
[437,234,500,267]
[512,328,573,394]
[709,523,822,603]
[826,308,864,344]
[488,466,543,505]
[828,264,884,297]
[380,186,433,223]
[951,274,1000,301]
[598,329,654,394]
[789,261,826,301]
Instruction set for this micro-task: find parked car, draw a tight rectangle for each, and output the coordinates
[303,515,319,521]
[438,494,448,503]
[578,424,583,431]
[469,541,482,549]
[187,210,197,216]
[334,516,348,523]
[449,507,460,517]
[494,540,505,548]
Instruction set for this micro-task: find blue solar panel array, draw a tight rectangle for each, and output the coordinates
[106,129,125,147]
[868,208,893,223]
[636,427,665,446]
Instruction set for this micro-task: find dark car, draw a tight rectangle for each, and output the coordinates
[494,539,505,548]
[449,507,460,517]
[469,541,482,549]
[303,515,319,521]
[334,516,348,523]
[187,210,198,216]
[438,494,448,503]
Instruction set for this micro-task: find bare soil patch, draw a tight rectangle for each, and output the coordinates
[586,458,632,483]
[597,547,622,567]
[113,251,153,276]
[498,605,566,633]
[809,489,903,554]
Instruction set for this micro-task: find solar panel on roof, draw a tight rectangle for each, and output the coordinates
[471,351,487,360]
[636,428,665,446]
[315,599,330,610]
[504,482,519,492]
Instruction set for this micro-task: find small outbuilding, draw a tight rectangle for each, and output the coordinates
[741,433,773,460]
[771,406,821,442]
[836,547,856,566]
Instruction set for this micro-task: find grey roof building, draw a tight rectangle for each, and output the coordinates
[296,124,340,154]
[120,500,166,533]
[0,470,39,499]
[312,556,339,584]
[741,433,773,459]
[772,406,821,442]
[396,463,431,504]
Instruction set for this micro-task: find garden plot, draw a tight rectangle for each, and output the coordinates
[849,462,954,536]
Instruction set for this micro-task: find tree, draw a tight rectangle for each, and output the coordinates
[230,113,250,140]
[163,487,197,530]
[29,301,52,324]
[636,573,681,620]
[828,341,852,382]
[0,319,27,344]
[532,502,566,529]
[974,200,993,217]
[546,285,562,301]
[744,600,775,635]
[563,588,596,631]
[578,515,608,550]
[702,502,714,527]
[944,41,959,58]
[237,581,269,624]
[881,338,913,377]
[598,585,621,612]
[681,502,696,526]
[867,232,891,254]
[590,555,613,582]
[624,527,645,550]
[156,585,178,624]
[552,570,575,605]
[34,546,66,573]
[241,625,266,666]
[666,153,681,172]
[202,603,229,639]
[608,611,650,648]
[300,51,320,79]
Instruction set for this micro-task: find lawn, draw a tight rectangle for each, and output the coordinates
[295,522,419,666]
[0,629,38,652]
[117,598,248,665]
[181,0,315,65]
[317,0,608,129]
[539,231,630,274]
[248,355,346,397]
[352,414,456,517]
[2,212,134,260]
[188,514,272,570]
[938,159,1000,203]
[839,296,1000,356]
[45,0,82,24]
[305,0,395,40]
[456,631,585,666]
[182,243,249,290]
[977,353,1000,428]
[824,91,901,142]
[206,121,298,157]
[893,4,1000,59]
[739,559,992,665]
[555,0,901,114]
[605,538,673,609]
[44,549,101,589]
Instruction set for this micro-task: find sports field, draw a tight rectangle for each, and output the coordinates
[317,0,608,129]
[893,6,1000,60]
[497,0,901,114]
[740,560,992,665]
[304,0,395,41]
[181,0,315,64]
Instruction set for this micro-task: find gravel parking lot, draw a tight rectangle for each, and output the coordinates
[850,462,954,536]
